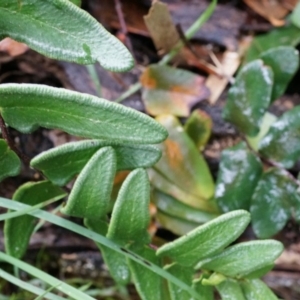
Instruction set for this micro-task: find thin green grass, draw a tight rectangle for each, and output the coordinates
[0,268,65,300]
[0,196,202,299]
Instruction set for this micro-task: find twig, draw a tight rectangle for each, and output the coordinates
[0,114,31,165]
[114,0,134,55]
[115,0,217,103]
[175,24,221,76]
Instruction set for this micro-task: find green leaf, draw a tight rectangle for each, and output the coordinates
[68,0,81,6]
[215,142,262,212]
[292,3,300,29]
[156,210,250,267]
[31,140,161,186]
[0,251,95,300]
[4,181,66,258]
[0,84,167,144]
[152,189,219,224]
[250,168,297,238]
[184,109,212,150]
[196,240,283,278]
[0,139,21,182]
[61,147,116,219]
[244,23,300,63]
[152,115,216,211]
[140,65,209,117]
[241,279,278,300]
[156,210,200,236]
[84,218,131,285]
[259,106,300,168]
[192,276,214,300]
[107,168,151,246]
[216,279,246,300]
[0,0,133,71]
[223,60,273,136]
[243,264,274,279]
[128,245,164,300]
[0,197,206,299]
[260,46,299,101]
[246,112,277,151]
[165,264,194,300]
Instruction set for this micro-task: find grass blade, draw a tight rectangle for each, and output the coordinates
[0,196,202,299]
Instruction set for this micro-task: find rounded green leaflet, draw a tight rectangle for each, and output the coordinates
[223,60,273,137]
[0,84,168,144]
[107,168,151,246]
[0,0,133,71]
[30,140,162,186]
[259,46,299,101]
[61,147,116,219]
[196,240,283,278]
[156,210,251,267]
[259,106,300,168]
[250,168,295,238]
[0,139,21,182]
[241,279,278,300]
[215,142,262,212]
[4,181,66,259]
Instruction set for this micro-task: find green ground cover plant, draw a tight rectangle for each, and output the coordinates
[0,0,295,299]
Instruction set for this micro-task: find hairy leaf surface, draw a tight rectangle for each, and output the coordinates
[0,84,167,144]
[107,169,151,245]
[61,147,116,219]
[31,140,161,186]
[0,0,133,71]
[156,210,250,266]
[197,241,283,278]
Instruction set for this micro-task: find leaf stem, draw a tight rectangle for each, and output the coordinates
[114,0,217,103]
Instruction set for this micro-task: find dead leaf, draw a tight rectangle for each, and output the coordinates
[0,38,28,56]
[206,50,241,104]
[140,64,210,117]
[144,1,179,55]
[243,0,297,26]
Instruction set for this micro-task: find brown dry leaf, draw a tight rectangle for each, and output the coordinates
[243,0,297,26]
[140,64,210,117]
[206,50,241,104]
[0,38,28,56]
[144,0,179,55]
